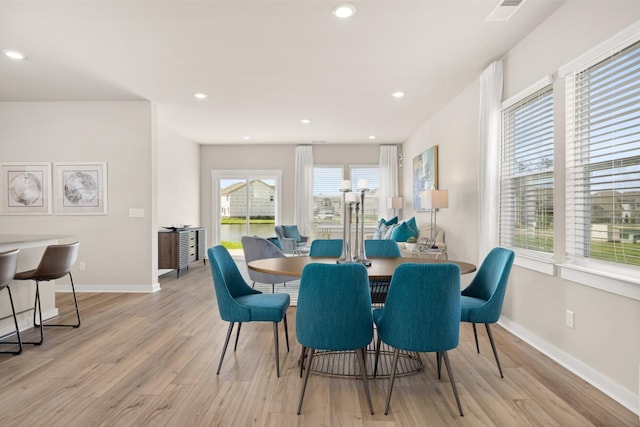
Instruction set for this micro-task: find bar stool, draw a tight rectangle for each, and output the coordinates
[14,242,80,345]
[0,249,22,355]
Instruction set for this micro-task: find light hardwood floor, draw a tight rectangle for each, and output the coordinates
[0,261,637,426]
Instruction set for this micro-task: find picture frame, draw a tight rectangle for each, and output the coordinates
[54,162,108,215]
[412,145,438,211]
[0,162,52,215]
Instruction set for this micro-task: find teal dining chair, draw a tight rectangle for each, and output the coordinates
[363,239,402,257]
[308,239,343,257]
[373,263,463,416]
[363,239,402,305]
[208,245,290,377]
[460,247,515,378]
[296,263,374,415]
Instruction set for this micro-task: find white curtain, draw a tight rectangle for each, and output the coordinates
[378,145,399,219]
[294,145,314,237]
[478,60,503,261]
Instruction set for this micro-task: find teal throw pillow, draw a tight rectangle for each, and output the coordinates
[382,216,399,226]
[267,237,282,250]
[282,225,302,243]
[373,216,400,239]
[406,217,418,234]
[390,221,419,242]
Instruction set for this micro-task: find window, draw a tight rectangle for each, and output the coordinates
[350,166,380,226]
[312,166,343,226]
[500,82,554,254]
[312,165,380,227]
[565,39,640,268]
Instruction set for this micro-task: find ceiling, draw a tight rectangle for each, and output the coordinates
[0,0,565,145]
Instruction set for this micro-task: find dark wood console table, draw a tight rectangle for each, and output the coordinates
[158,227,207,278]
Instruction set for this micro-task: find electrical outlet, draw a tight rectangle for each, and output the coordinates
[79,261,86,271]
[566,309,575,328]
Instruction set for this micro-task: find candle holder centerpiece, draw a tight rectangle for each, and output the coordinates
[354,180,371,266]
[337,180,354,263]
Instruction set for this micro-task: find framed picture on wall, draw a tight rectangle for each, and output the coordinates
[412,145,438,211]
[0,162,52,215]
[54,162,108,215]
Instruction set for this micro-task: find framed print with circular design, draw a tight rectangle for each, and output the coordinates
[54,162,107,215]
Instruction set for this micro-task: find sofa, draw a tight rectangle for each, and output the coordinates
[368,216,446,251]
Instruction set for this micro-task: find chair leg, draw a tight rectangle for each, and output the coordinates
[283,313,290,352]
[251,280,256,288]
[273,322,280,377]
[299,346,307,378]
[384,348,400,415]
[44,273,81,328]
[233,323,242,351]
[485,323,504,378]
[217,322,235,374]
[472,323,479,353]
[373,335,382,378]
[297,348,315,414]
[356,348,374,415]
[23,281,44,346]
[437,351,443,379]
[441,351,464,416]
[0,287,23,355]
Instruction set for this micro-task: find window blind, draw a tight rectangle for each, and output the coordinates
[313,166,343,225]
[566,39,640,267]
[350,166,380,225]
[500,84,554,253]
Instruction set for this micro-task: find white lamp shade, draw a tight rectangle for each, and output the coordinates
[390,197,403,209]
[421,190,448,209]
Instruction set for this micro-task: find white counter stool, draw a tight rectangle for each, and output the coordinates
[14,242,80,345]
[0,249,22,355]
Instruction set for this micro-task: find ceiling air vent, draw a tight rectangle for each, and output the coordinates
[485,0,525,22]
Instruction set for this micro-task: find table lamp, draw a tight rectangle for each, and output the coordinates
[390,196,403,218]
[421,189,448,242]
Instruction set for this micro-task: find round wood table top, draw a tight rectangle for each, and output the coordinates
[248,256,476,279]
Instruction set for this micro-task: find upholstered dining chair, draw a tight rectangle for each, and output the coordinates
[373,263,463,416]
[208,245,290,377]
[0,249,22,355]
[460,247,515,378]
[241,236,291,293]
[296,263,374,415]
[308,239,343,257]
[274,225,309,254]
[363,239,401,306]
[14,242,80,345]
[363,239,402,257]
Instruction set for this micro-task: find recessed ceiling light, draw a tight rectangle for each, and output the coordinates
[368,135,376,140]
[300,118,311,124]
[243,136,251,140]
[392,91,405,99]
[332,3,356,18]
[194,92,208,99]
[3,49,26,60]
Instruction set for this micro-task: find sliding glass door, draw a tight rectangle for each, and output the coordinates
[212,170,282,248]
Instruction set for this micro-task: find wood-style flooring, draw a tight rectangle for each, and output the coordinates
[0,261,637,426]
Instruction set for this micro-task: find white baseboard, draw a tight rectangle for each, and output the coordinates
[55,283,161,293]
[499,316,639,416]
[0,307,59,338]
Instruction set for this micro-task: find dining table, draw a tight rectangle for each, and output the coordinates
[248,255,477,379]
[247,255,476,279]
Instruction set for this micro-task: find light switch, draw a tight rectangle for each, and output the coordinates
[129,208,144,218]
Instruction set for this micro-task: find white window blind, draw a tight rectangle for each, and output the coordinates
[565,39,640,268]
[312,166,343,225]
[350,166,380,226]
[500,84,554,254]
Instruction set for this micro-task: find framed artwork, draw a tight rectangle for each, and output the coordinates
[0,162,52,215]
[54,162,108,215]
[412,145,438,210]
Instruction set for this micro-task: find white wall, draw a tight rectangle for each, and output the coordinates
[402,3,640,413]
[157,126,200,228]
[0,101,158,292]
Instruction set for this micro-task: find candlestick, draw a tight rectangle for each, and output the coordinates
[357,179,368,191]
[340,180,351,191]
